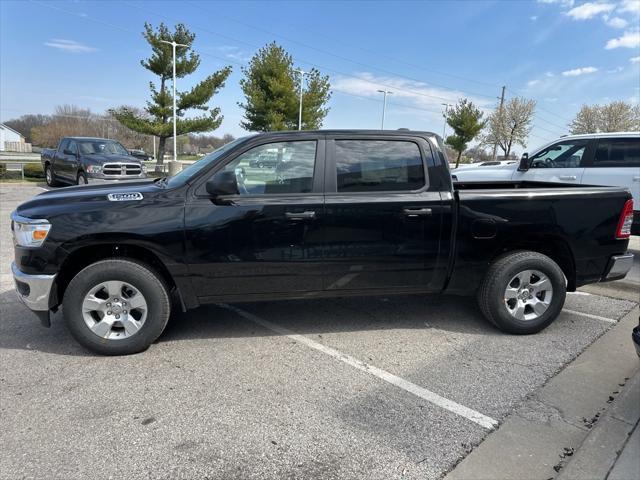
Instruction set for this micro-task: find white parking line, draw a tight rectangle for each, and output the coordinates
[221,303,499,431]
[567,291,592,296]
[562,308,617,323]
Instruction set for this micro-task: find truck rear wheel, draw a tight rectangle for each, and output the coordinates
[45,165,59,187]
[62,259,171,355]
[477,251,566,334]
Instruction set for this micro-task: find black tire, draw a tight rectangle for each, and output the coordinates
[477,250,566,335]
[62,259,171,355]
[45,164,59,187]
[77,171,88,185]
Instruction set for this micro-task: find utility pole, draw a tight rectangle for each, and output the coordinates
[441,103,453,140]
[296,69,306,130]
[160,39,190,162]
[492,85,506,160]
[377,89,393,129]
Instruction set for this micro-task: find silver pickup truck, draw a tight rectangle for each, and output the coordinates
[41,137,147,187]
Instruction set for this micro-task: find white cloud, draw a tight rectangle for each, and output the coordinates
[631,56,640,63]
[561,66,598,76]
[537,0,575,6]
[332,72,493,116]
[527,79,541,86]
[530,15,539,21]
[566,2,615,19]
[44,39,96,53]
[213,45,251,63]
[619,0,640,15]
[605,30,640,49]
[604,16,628,28]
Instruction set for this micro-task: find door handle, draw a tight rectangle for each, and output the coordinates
[285,211,316,220]
[559,175,577,181]
[403,207,432,217]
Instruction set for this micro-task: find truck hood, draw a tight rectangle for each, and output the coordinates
[82,153,141,164]
[15,180,162,219]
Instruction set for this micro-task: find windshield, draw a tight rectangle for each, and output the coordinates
[166,137,249,188]
[78,140,129,156]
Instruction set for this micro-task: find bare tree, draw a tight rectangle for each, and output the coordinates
[483,97,536,158]
[570,101,640,134]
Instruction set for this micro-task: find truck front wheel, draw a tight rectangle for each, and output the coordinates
[62,259,171,355]
[477,251,567,334]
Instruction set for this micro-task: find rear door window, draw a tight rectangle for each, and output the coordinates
[593,138,640,168]
[334,140,425,192]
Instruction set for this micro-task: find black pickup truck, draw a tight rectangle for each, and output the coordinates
[41,137,147,187]
[12,130,634,355]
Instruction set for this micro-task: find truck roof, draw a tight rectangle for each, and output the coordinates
[63,137,121,141]
[247,129,440,138]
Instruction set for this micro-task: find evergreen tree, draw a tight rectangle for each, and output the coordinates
[239,42,331,131]
[110,23,231,169]
[444,99,486,168]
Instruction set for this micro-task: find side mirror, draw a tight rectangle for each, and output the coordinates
[206,170,239,197]
[518,153,530,172]
[64,149,76,156]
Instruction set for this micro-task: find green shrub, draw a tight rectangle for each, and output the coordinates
[24,163,45,179]
[0,163,6,179]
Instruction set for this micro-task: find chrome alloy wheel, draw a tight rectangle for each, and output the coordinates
[503,269,553,321]
[45,167,52,184]
[82,281,148,340]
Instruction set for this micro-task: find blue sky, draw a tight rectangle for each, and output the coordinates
[1,0,639,152]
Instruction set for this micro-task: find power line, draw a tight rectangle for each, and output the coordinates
[28,0,565,145]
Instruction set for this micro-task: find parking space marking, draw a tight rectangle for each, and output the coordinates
[221,303,499,430]
[567,291,592,296]
[562,308,617,323]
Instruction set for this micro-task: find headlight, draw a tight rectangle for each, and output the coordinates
[86,165,102,174]
[11,212,51,247]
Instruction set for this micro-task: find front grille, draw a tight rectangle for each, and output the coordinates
[102,163,142,176]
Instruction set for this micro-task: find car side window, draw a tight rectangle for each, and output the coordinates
[334,140,425,192]
[220,141,317,195]
[529,140,588,169]
[67,140,77,155]
[593,139,640,168]
[58,139,69,153]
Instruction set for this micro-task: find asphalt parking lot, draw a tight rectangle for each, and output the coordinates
[1,183,638,480]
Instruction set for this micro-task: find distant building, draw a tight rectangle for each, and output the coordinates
[0,123,32,152]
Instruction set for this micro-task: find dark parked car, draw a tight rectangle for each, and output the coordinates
[12,130,634,355]
[249,151,279,168]
[41,137,147,187]
[129,149,153,161]
[633,322,640,357]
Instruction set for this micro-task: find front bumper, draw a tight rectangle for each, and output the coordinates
[12,262,56,311]
[602,253,634,282]
[87,175,147,184]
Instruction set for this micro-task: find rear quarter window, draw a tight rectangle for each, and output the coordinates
[593,138,640,168]
[335,140,425,192]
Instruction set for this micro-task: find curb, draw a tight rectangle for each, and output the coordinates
[556,370,640,480]
[445,306,640,480]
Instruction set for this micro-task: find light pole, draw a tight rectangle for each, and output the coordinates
[377,89,392,129]
[295,69,306,130]
[160,39,189,162]
[441,103,453,140]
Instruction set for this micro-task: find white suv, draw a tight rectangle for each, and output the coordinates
[452,132,640,234]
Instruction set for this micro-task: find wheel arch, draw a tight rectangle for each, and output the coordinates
[494,236,576,291]
[55,243,185,310]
